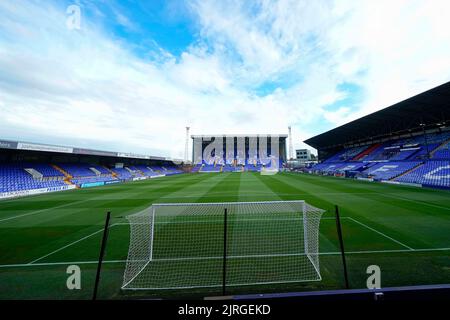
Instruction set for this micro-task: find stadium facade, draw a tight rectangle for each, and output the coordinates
[304,81,450,189]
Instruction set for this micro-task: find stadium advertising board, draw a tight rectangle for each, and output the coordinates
[381,180,422,188]
[73,148,117,157]
[80,182,105,188]
[17,142,73,153]
[0,185,76,199]
[105,180,121,185]
[165,172,182,176]
[0,140,18,150]
[132,177,147,181]
[357,177,374,182]
[117,152,151,159]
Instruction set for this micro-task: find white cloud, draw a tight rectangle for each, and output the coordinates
[325,0,450,118]
[0,0,449,159]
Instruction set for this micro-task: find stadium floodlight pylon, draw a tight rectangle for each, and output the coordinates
[122,201,324,290]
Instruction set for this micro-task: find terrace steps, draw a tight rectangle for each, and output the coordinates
[103,166,118,178]
[392,162,424,181]
[63,178,76,186]
[353,143,381,161]
[129,167,144,176]
[51,164,76,186]
[52,164,72,179]
[89,167,101,176]
[430,138,450,158]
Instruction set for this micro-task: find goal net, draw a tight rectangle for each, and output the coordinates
[122,200,324,290]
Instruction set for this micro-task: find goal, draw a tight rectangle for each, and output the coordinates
[121,200,324,290]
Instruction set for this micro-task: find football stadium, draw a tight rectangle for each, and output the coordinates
[1,0,450,308]
[0,82,449,300]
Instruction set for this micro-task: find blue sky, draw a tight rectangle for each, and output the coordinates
[1,0,450,158]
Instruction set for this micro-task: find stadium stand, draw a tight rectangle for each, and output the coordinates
[305,80,450,190]
[309,129,450,188]
[32,164,65,178]
[200,163,221,172]
[433,144,450,159]
[0,160,184,197]
[353,144,381,161]
[131,165,156,177]
[323,146,369,163]
[0,163,67,193]
[58,163,99,177]
[111,167,133,180]
[0,138,187,199]
[56,163,117,186]
[162,166,184,175]
[362,161,422,181]
[223,164,240,172]
[396,161,450,188]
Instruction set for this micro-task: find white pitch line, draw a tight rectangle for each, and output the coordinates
[321,247,450,255]
[347,217,414,250]
[28,223,118,265]
[0,260,126,268]
[2,247,450,268]
[377,192,450,211]
[0,198,97,223]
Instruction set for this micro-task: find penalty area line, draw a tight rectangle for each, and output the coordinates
[27,223,119,265]
[347,217,414,250]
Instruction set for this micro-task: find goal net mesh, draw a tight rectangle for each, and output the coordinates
[122,201,324,290]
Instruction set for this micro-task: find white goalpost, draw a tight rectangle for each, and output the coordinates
[122,200,324,290]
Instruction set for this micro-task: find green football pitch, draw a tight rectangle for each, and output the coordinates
[0,172,449,299]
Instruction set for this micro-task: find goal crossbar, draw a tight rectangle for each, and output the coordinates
[151,200,306,206]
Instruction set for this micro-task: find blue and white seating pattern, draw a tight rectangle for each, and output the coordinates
[396,161,450,187]
[311,130,450,188]
[58,163,117,186]
[362,162,420,181]
[0,164,66,193]
[111,168,133,180]
[0,161,184,194]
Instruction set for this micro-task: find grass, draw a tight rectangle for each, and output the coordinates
[0,172,449,299]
